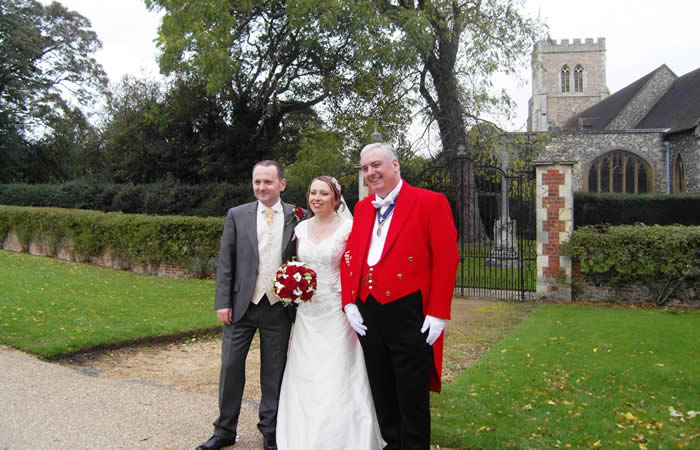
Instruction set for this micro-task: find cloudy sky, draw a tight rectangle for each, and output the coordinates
[45,0,700,131]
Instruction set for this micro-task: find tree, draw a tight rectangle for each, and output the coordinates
[145,1,541,240]
[23,106,101,183]
[0,111,27,182]
[0,0,107,135]
[370,0,541,241]
[145,0,412,162]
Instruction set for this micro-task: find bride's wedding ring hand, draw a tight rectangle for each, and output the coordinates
[420,315,446,345]
[344,251,351,266]
[344,303,367,336]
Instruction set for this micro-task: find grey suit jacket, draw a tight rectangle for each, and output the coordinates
[214,200,301,323]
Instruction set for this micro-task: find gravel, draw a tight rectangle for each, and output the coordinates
[0,345,264,449]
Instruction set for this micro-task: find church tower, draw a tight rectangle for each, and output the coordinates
[528,38,610,132]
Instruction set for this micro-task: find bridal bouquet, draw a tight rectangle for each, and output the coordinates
[273,261,317,306]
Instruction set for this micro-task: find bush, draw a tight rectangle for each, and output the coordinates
[574,192,700,227]
[564,224,700,305]
[0,205,224,277]
[0,181,256,217]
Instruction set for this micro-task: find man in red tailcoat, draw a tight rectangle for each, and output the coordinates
[341,142,459,449]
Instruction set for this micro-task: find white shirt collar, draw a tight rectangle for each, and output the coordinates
[374,179,403,204]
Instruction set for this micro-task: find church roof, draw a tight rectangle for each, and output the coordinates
[562,67,661,131]
[635,66,700,133]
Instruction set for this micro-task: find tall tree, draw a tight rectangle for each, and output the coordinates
[0,0,108,134]
[145,0,411,161]
[370,0,541,241]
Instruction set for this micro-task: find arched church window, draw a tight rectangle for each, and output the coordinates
[586,150,652,194]
[561,65,570,93]
[673,155,685,193]
[574,65,584,92]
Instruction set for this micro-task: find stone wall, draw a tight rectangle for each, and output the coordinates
[543,130,668,193]
[529,38,609,131]
[668,129,700,193]
[572,262,698,305]
[2,232,196,279]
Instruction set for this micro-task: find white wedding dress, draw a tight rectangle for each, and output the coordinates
[276,218,384,450]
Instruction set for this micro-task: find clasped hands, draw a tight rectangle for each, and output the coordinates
[344,304,445,345]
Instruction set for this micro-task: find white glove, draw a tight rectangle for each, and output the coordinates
[420,315,445,345]
[344,303,367,336]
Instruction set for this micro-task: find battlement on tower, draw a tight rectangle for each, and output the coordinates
[534,37,606,53]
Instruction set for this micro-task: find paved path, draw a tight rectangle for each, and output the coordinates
[0,345,263,449]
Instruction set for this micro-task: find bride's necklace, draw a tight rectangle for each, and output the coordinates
[376,204,396,237]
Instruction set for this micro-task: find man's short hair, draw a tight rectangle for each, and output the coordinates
[253,160,285,180]
[360,142,398,161]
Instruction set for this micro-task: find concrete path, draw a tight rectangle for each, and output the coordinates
[0,345,263,449]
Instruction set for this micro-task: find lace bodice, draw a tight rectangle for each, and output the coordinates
[295,218,352,310]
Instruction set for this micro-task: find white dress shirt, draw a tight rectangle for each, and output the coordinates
[367,180,403,266]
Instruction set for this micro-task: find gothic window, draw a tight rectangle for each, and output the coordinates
[561,65,570,93]
[586,151,652,194]
[673,155,686,193]
[574,65,584,92]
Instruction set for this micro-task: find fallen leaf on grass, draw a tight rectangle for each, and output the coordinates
[668,407,683,418]
[624,412,638,421]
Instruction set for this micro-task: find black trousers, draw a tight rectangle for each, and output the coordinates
[213,295,292,439]
[357,292,433,450]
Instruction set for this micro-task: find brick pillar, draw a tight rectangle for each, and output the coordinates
[534,161,575,300]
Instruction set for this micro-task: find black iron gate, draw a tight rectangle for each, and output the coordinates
[409,154,536,300]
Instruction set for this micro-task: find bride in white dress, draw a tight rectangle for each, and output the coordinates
[276,176,384,450]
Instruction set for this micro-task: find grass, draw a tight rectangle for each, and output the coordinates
[456,258,536,291]
[0,250,218,358]
[3,250,698,448]
[456,242,537,292]
[431,304,699,449]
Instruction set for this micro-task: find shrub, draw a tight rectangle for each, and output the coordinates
[0,181,255,217]
[574,192,700,227]
[564,224,700,305]
[0,206,224,277]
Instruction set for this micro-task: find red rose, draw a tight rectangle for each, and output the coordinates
[272,261,316,305]
[283,277,296,290]
[294,206,304,220]
[297,278,309,291]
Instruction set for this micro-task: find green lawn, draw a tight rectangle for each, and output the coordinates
[431,304,699,449]
[0,250,218,357]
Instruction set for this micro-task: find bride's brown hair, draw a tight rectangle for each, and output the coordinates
[306,176,342,212]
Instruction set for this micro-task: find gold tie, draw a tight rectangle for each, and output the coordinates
[264,208,275,227]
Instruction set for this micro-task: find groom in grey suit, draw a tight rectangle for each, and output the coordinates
[198,160,304,450]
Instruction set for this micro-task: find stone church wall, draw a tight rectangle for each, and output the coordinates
[668,130,700,193]
[529,38,608,131]
[542,130,667,192]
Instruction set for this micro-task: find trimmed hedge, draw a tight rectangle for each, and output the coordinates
[0,181,323,217]
[574,192,700,227]
[0,205,224,278]
[0,181,255,217]
[564,224,700,305]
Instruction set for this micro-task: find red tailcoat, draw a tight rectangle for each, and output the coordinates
[341,181,459,392]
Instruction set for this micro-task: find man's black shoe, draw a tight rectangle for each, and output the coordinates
[263,433,277,450]
[196,434,237,450]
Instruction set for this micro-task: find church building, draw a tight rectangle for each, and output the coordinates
[528,38,700,194]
